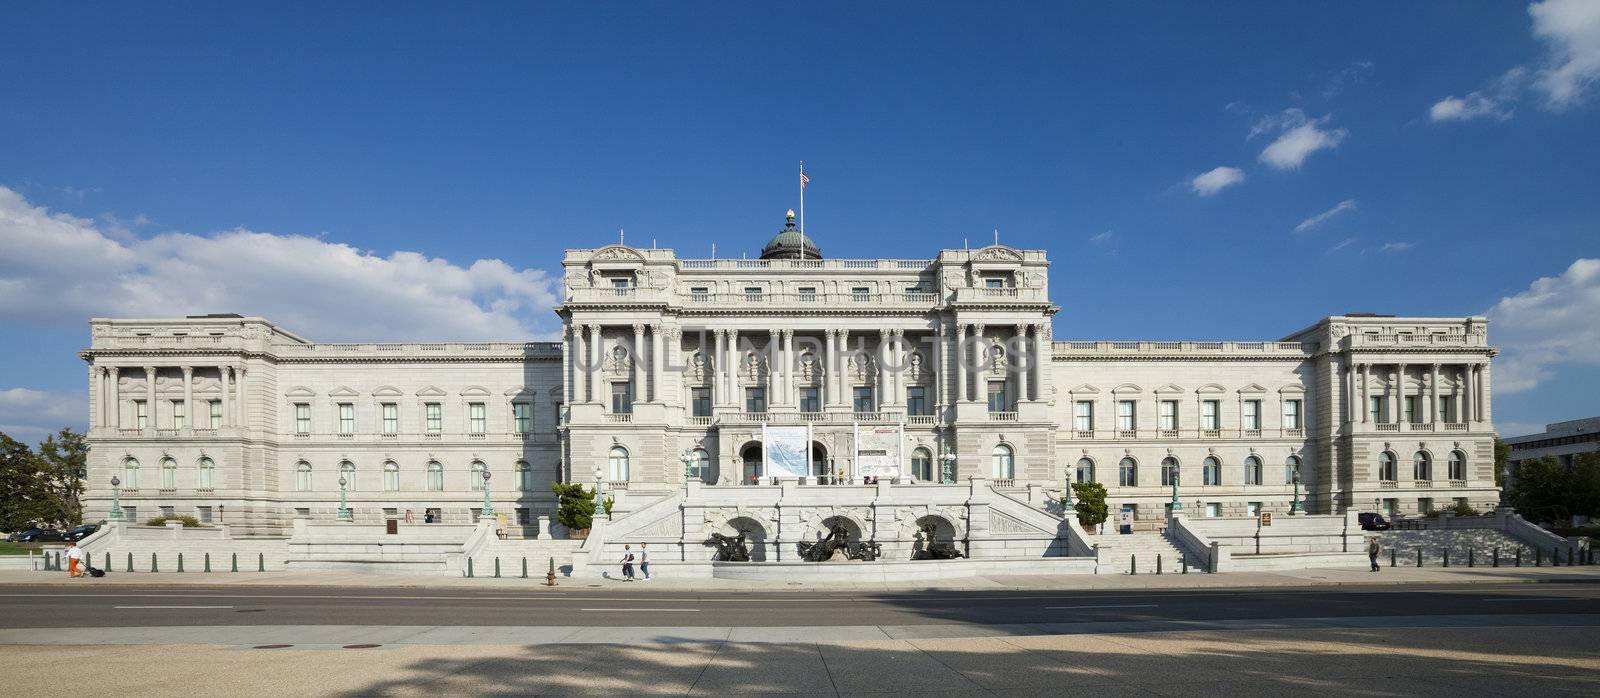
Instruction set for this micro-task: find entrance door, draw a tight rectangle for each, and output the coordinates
[741,444,762,484]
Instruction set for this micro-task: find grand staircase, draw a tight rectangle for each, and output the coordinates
[1378,528,1536,565]
[1094,532,1202,574]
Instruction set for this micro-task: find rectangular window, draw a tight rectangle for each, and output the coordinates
[1158,400,1177,430]
[469,402,486,433]
[1201,400,1220,430]
[1283,399,1302,429]
[611,383,633,414]
[1418,497,1434,515]
[851,286,870,301]
[1203,460,1221,486]
[171,400,185,429]
[988,382,1010,413]
[382,403,398,434]
[610,277,630,289]
[209,400,222,429]
[984,277,1005,289]
[853,387,875,413]
[1382,498,1397,519]
[338,403,355,434]
[905,386,927,416]
[1369,396,1388,423]
[512,403,530,434]
[294,403,310,434]
[425,403,442,432]
[1404,396,1418,424]
[135,400,148,429]
[1438,396,1455,423]
[745,387,767,414]
[1247,502,1262,517]
[160,505,175,518]
[1074,401,1094,432]
[743,286,763,301]
[691,387,712,417]
[800,387,820,414]
[123,506,137,522]
[196,506,212,524]
[797,286,817,300]
[689,286,709,301]
[1117,400,1136,431]
[1205,503,1221,518]
[1242,400,1261,430]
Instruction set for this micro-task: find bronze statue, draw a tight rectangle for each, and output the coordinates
[911,521,964,560]
[798,522,882,562]
[707,530,751,562]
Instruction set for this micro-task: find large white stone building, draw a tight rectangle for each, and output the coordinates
[79,214,1501,538]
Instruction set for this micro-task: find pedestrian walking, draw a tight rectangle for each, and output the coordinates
[620,544,636,581]
[640,543,651,581]
[1368,536,1381,572]
[65,541,85,578]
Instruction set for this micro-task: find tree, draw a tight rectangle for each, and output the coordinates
[36,428,87,527]
[0,432,42,531]
[1508,453,1600,525]
[551,482,596,531]
[1069,481,1109,530]
[1493,437,1511,488]
[0,428,89,531]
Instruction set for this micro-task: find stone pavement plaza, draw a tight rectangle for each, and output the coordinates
[2,625,1596,696]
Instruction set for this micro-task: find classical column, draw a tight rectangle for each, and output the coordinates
[1479,362,1491,423]
[181,366,194,430]
[588,324,603,404]
[955,324,969,403]
[1394,363,1406,424]
[767,329,780,408]
[876,329,890,409]
[218,367,230,427]
[783,329,796,407]
[1015,324,1030,405]
[1459,365,1472,425]
[631,323,646,404]
[108,367,120,429]
[1360,363,1370,423]
[650,324,664,403]
[726,328,739,406]
[832,330,846,407]
[236,366,248,429]
[562,324,575,406]
[933,323,946,409]
[1033,322,1049,403]
[143,366,157,429]
[1344,363,1356,423]
[1429,363,1441,424]
[91,367,102,429]
[972,324,986,402]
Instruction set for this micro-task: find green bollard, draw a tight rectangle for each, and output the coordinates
[1416,548,1423,567]
[152,552,158,573]
[1468,549,1474,568]
[232,553,238,572]
[521,557,528,579]
[204,553,211,573]
[1182,553,1189,574]
[258,552,264,572]
[1130,554,1137,575]
[494,557,501,578]
[1443,549,1449,568]
[468,557,474,578]
[1516,548,1522,567]
[177,553,184,573]
[127,552,134,573]
[104,552,111,570]
[1157,554,1163,575]
[1536,548,1542,567]
[1493,548,1499,567]
[54,551,61,571]
[1390,548,1396,567]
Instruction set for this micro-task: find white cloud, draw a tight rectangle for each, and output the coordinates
[1293,199,1358,233]
[0,186,560,342]
[1326,237,1356,254]
[1256,110,1348,170]
[0,388,81,442]
[1323,61,1375,99]
[1087,231,1114,244]
[1378,242,1414,252]
[1429,68,1528,122]
[1485,258,1600,393]
[1530,0,1600,109]
[1190,166,1246,196]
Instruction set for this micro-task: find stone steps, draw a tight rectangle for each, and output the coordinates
[1095,533,1198,574]
[1377,529,1535,564]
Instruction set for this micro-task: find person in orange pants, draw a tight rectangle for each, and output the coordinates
[65,542,84,577]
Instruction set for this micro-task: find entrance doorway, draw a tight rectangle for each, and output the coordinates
[740,443,762,484]
[811,441,829,482]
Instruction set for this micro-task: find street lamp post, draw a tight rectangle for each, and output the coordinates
[337,476,350,521]
[480,468,495,518]
[1062,469,1076,515]
[1169,471,1183,513]
[680,449,697,484]
[592,466,606,520]
[110,476,122,521]
[939,447,957,485]
[1290,469,1303,514]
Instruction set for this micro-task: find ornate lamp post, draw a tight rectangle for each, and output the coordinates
[1290,468,1303,514]
[1169,470,1183,513]
[337,476,351,521]
[110,475,123,521]
[939,447,957,485]
[592,466,605,519]
[480,468,495,518]
[680,449,697,484]
[1062,469,1076,515]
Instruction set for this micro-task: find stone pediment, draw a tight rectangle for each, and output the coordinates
[1111,383,1143,394]
[1237,383,1267,394]
[415,385,447,397]
[372,386,403,397]
[1154,383,1186,394]
[1196,384,1226,394]
[973,245,1023,262]
[1069,384,1099,394]
[328,386,360,397]
[460,385,491,397]
[1278,385,1307,395]
[591,245,644,262]
[284,386,317,398]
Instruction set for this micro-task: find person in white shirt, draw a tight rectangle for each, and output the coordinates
[639,543,651,581]
[619,544,635,581]
[65,542,85,578]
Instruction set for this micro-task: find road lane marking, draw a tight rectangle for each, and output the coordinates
[1045,604,1158,609]
[114,605,234,609]
[580,608,700,612]
[1480,598,1582,602]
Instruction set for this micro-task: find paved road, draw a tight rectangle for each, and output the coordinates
[4,581,1597,629]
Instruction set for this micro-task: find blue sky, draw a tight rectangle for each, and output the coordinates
[2,1,1597,440]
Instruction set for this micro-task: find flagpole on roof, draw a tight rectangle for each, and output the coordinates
[798,161,807,259]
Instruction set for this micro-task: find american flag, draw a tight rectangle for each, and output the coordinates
[800,170,810,188]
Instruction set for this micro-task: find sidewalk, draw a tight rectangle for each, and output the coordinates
[3,564,1597,591]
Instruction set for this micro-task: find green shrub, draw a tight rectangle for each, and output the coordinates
[1069,481,1109,530]
[144,515,201,528]
[551,482,596,531]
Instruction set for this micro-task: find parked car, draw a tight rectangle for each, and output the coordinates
[1358,512,1392,531]
[6,528,65,542]
[62,524,99,541]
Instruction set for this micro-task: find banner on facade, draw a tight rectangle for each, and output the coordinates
[762,424,812,478]
[854,424,903,479]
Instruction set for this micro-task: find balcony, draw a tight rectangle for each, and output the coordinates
[1243,429,1262,438]
[1375,423,1400,432]
[687,416,713,426]
[1116,429,1137,438]
[951,287,1048,304]
[907,415,937,426]
[1449,479,1468,488]
[1413,480,1434,488]
[674,289,944,309]
[1158,429,1178,438]
[990,412,1019,422]
[1410,422,1435,432]
[1380,481,1399,489]
[1202,429,1222,439]
[1053,340,1316,357]
[1282,428,1304,438]
[1444,423,1469,431]
[1075,430,1094,439]
[605,413,634,423]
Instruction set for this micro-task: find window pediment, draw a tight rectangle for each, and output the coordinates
[1278,385,1307,395]
[1196,384,1226,395]
[372,386,403,397]
[1068,384,1099,394]
[284,386,317,398]
[1111,383,1143,394]
[328,386,360,398]
[460,385,491,397]
[1154,383,1185,395]
[415,385,447,397]
[1237,383,1267,394]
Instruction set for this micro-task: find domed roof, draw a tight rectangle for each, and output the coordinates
[759,210,823,260]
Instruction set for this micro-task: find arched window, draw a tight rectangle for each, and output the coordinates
[1244,455,1263,485]
[123,457,140,489]
[1413,451,1432,481]
[197,457,214,489]
[1285,455,1302,485]
[690,448,711,484]
[426,461,444,491]
[1378,452,1397,481]
[470,460,487,490]
[1448,451,1466,481]
[516,460,533,491]
[608,446,630,481]
[1161,457,1179,487]
[1075,457,1095,484]
[1118,457,1137,487]
[160,457,177,489]
[295,461,312,491]
[383,461,400,491]
[1203,456,1221,486]
[339,460,356,491]
[911,447,933,482]
[991,444,1014,479]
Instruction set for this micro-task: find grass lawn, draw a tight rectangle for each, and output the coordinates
[0,541,49,556]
